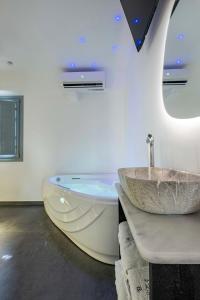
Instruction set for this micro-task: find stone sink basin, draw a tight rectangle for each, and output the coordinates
[118,167,200,214]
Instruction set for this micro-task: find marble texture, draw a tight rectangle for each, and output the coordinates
[117,183,200,264]
[118,167,200,214]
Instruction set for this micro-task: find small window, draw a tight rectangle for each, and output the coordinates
[0,96,23,161]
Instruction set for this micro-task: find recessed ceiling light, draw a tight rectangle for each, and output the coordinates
[79,36,86,44]
[177,33,184,41]
[132,18,141,25]
[114,15,122,22]
[68,62,76,68]
[136,39,142,46]
[176,58,183,65]
[91,62,97,68]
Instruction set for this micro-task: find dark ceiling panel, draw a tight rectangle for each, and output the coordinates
[120,0,160,51]
[171,0,180,16]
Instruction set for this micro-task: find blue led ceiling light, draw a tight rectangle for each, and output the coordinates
[176,58,183,65]
[68,62,77,69]
[136,39,142,46]
[114,14,122,22]
[177,33,184,41]
[79,36,86,44]
[91,62,98,68]
[132,17,141,25]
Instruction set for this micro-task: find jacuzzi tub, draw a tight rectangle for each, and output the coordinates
[43,174,119,264]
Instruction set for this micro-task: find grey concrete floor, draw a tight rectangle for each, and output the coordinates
[0,206,117,300]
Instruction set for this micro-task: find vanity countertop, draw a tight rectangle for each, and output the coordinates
[116,183,200,264]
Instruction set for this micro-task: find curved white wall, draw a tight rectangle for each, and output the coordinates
[116,0,200,173]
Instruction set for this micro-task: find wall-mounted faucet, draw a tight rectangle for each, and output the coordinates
[146,134,154,167]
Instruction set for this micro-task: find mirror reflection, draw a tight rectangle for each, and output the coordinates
[163,0,200,119]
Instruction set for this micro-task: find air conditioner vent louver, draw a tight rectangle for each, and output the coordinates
[63,82,103,88]
[62,71,105,91]
[163,80,187,86]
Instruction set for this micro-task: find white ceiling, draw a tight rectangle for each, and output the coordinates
[0,0,126,73]
[0,0,198,91]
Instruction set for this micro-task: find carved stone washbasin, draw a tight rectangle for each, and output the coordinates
[118,167,200,214]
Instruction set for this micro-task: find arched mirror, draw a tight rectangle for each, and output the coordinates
[163,0,200,119]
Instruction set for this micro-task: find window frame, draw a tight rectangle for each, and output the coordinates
[0,96,23,162]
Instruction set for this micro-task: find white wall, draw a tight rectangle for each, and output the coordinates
[0,69,126,201]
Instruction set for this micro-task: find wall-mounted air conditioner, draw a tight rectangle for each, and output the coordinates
[62,71,105,91]
[163,68,188,86]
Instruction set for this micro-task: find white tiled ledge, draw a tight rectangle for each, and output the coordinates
[116,183,200,264]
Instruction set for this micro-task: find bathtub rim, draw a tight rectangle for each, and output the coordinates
[43,173,119,205]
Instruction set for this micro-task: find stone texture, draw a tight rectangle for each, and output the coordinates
[118,167,200,214]
[117,183,200,264]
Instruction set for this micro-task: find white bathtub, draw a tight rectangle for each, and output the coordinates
[43,174,119,264]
